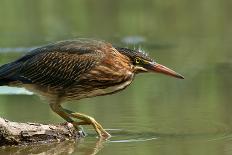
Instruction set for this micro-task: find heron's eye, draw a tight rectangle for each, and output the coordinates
[134,58,141,64]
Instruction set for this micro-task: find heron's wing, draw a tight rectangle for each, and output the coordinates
[15,39,111,63]
[0,40,110,88]
[19,52,103,88]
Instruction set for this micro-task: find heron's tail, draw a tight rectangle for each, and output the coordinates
[0,62,31,86]
[0,63,19,86]
[0,78,12,86]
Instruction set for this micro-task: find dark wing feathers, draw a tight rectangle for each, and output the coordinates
[0,40,108,88]
[20,52,99,88]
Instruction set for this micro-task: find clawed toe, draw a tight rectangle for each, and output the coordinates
[67,112,111,138]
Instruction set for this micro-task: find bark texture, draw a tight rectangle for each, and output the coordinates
[0,117,82,146]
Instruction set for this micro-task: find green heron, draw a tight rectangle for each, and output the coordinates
[0,39,184,138]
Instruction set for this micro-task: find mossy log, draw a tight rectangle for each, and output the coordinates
[0,117,83,146]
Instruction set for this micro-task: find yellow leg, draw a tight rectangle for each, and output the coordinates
[49,101,111,138]
[69,112,111,138]
[49,101,73,122]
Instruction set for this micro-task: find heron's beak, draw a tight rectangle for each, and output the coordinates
[147,62,184,79]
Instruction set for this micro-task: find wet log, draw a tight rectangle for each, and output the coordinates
[0,117,83,146]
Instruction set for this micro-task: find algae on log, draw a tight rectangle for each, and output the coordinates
[0,117,83,146]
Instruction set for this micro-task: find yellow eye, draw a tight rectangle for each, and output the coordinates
[135,58,141,64]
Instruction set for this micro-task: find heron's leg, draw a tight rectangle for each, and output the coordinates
[49,101,72,122]
[63,109,111,138]
[72,112,111,138]
[49,100,110,138]
[49,101,82,130]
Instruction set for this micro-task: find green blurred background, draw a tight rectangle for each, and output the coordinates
[0,0,232,155]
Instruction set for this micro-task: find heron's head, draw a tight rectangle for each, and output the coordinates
[115,47,184,79]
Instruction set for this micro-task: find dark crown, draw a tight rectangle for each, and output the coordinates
[114,47,154,62]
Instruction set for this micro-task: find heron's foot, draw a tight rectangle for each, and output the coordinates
[64,122,86,138]
[71,123,87,137]
[70,113,111,139]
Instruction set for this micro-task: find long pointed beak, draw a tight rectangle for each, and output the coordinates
[147,63,184,79]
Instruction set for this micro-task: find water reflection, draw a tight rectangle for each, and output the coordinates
[73,138,106,155]
[0,141,76,155]
[2,129,232,155]
[0,138,107,155]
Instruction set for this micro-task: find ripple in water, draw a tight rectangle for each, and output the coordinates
[101,126,232,143]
